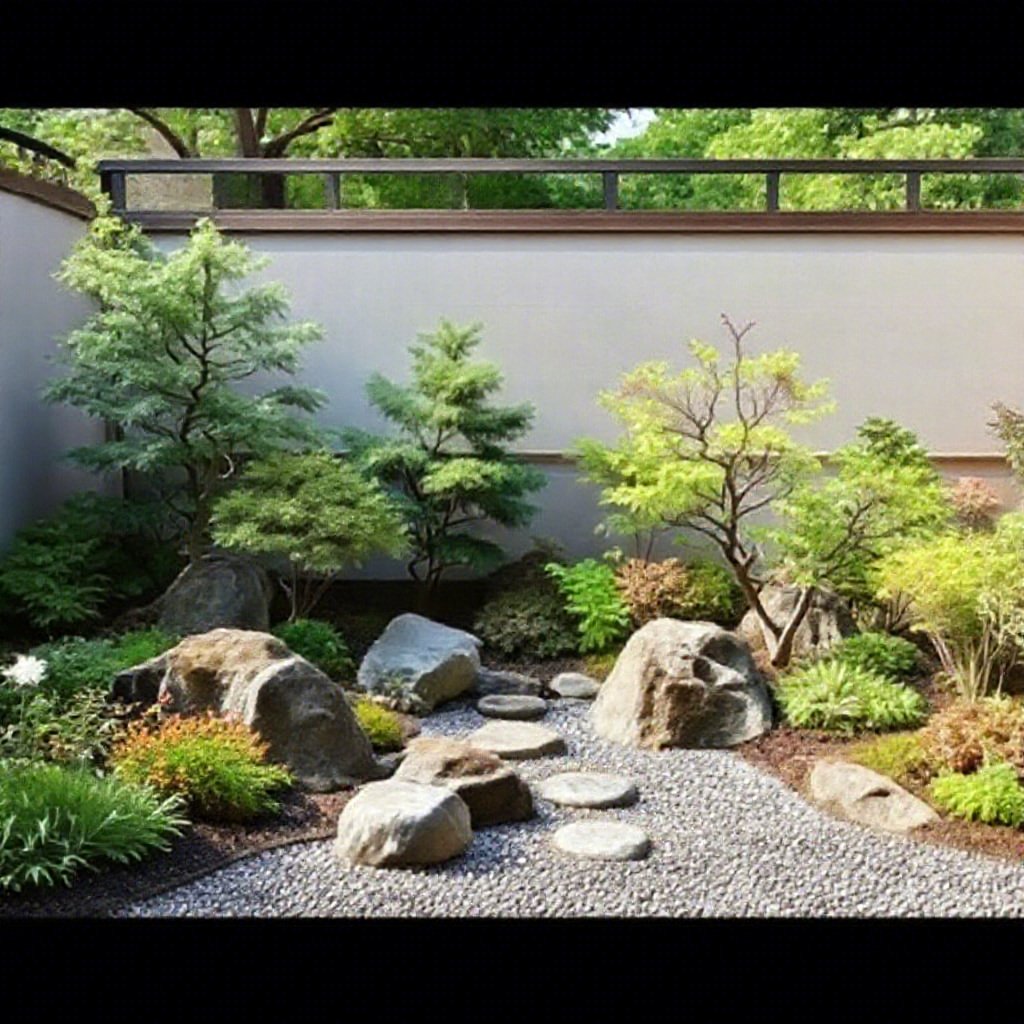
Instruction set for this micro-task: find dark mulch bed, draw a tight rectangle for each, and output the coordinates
[0,788,352,919]
[738,674,1024,866]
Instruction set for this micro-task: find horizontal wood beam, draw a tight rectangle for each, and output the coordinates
[123,209,1024,234]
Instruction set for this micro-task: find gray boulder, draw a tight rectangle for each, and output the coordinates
[591,618,772,750]
[472,667,544,698]
[334,780,473,867]
[357,613,482,712]
[550,672,600,700]
[738,585,856,663]
[157,553,272,636]
[808,759,938,834]
[151,628,377,791]
[395,736,534,827]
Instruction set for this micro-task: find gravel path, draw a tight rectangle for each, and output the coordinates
[117,700,1024,917]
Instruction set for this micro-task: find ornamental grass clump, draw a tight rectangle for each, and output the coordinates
[0,760,186,892]
[775,661,927,735]
[929,761,1024,827]
[112,714,292,823]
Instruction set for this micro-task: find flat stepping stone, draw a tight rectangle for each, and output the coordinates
[466,720,567,760]
[551,821,650,861]
[537,772,638,809]
[550,672,600,700]
[476,694,548,720]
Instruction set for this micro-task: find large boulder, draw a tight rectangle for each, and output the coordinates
[395,736,534,827]
[334,780,473,867]
[737,585,856,663]
[808,759,938,834]
[357,613,482,713]
[591,618,772,749]
[157,553,273,636]
[130,628,378,792]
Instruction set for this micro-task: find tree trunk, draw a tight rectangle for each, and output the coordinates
[767,586,818,669]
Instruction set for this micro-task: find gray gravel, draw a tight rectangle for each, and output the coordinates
[116,699,1024,918]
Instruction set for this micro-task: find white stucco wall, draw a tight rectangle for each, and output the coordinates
[0,191,111,550]
[143,228,1024,575]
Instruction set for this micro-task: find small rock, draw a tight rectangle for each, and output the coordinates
[551,821,651,861]
[808,759,938,834]
[466,720,568,760]
[473,667,543,697]
[333,780,472,867]
[550,672,601,700]
[476,694,548,720]
[395,736,534,827]
[537,772,638,809]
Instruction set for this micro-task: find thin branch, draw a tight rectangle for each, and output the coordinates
[262,108,337,157]
[0,126,76,168]
[126,109,194,158]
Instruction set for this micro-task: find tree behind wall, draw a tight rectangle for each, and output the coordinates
[46,216,327,563]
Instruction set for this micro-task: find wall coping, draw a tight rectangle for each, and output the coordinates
[0,170,95,220]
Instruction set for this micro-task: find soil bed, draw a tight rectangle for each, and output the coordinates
[0,789,351,919]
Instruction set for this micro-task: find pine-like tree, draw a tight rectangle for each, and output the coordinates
[346,320,545,599]
[46,217,327,563]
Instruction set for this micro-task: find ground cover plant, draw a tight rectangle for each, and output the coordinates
[212,450,407,620]
[112,714,292,824]
[846,731,936,788]
[47,216,327,563]
[353,698,404,752]
[930,761,1024,827]
[576,316,950,668]
[0,759,186,892]
[346,320,545,602]
[272,619,355,680]
[828,631,920,682]
[774,660,928,735]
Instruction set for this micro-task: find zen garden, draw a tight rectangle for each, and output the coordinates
[9,105,1024,918]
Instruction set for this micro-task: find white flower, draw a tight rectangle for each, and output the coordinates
[2,654,48,688]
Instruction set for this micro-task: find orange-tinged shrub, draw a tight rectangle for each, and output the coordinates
[111,713,292,823]
[919,697,1024,775]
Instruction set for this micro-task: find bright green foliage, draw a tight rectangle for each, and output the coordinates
[765,419,951,611]
[272,619,355,680]
[0,760,185,892]
[846,732,935,787]
[775,661,928,735]
[930,761,1024,827]
[112,714,292,824]
[0,493,180,634]
[992,402,1024,484]
[830,632,920,681]
[473,550,580,659]
[347,321,545,590]
[877,514,1024,699]
[353,699,404,751]
[47,217,327,562]
[545,559,632,654]
[211,451,407,619]
[0,686,126,769]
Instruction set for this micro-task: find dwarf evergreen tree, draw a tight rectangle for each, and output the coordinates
[46,217,327,563]
[346,320,544,596]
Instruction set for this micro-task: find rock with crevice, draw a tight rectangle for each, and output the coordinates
[808,759,938,834]
[590,618,771,750]
[395,736,534,827]
[333,780,473,867]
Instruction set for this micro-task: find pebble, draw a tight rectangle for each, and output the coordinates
[116,700,1024,918]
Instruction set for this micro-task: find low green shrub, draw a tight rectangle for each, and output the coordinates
[273,619,354,680]
[846,731,935,786]
[353,698,404,751]
[112,714,292,823]
[0,759,186,892]
[474,586,579,659]
[545,559,631,653]
[930,761,1024,827]
[829,631,920,681]
[0,493,180,633]
[776,661,928,735]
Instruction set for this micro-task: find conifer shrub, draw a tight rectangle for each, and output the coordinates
[112,714,292,823]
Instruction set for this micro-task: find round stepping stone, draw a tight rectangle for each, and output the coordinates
[551,820,650,862]
[550,672,600,700]
[466,720,567,760]
[537,772,638,809]
[476,694,548,720]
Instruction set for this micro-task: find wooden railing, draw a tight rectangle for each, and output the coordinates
[96,157,1024,215]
